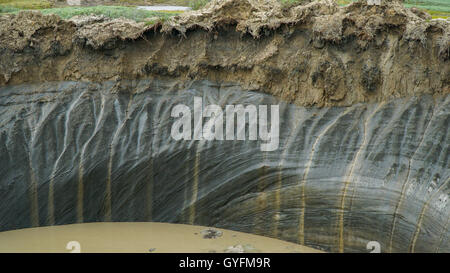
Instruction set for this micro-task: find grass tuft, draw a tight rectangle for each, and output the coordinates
[188,0,210,10]
[0,0,53,9]
[0,4,19,13]
[0,5,180,22]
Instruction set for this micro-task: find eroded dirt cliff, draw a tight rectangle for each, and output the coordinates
[0,0,449,106]
[0,0,449,253]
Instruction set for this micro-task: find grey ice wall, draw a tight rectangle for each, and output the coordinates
[0,79,448,253]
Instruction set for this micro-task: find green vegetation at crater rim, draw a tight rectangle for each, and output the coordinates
[0,4,180,22]
[0,0,449,20]
[41,6,178,22]
[340,0,450,19]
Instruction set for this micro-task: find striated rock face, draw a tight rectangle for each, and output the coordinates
[0,0,448,253]
[0,80,448,253]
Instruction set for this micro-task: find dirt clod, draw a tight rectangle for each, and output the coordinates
[201,229,223,239]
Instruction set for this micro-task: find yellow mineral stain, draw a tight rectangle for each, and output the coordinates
[189,149,200,225]
[388,107,436,252]
[274,115,302,239]
[105,94,134,222]
[29,160,39,228]
[298,108,353,245]
[182,184,188,223]
[255,192,267,235]
[77,161,84,223]
[255,152,268,235]
[105,158,112,222]
[181,157,190,223]
[388,172,410,252]
[147,158,154,222]
[48,177,55,226]
[272,167,282,238]
[338,103,383,253]
[410,179,448,253]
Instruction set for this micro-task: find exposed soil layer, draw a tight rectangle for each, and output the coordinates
[0,0,449,106]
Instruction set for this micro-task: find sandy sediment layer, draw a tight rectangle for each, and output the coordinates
[0,222,323,253]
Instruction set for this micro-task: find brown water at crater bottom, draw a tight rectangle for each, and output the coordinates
[0,222,323,253]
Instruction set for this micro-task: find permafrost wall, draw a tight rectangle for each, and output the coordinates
[0,80,448,253]
[0,0,448,252]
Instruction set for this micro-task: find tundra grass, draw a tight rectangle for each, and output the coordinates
[0,5,181,22]
[0,0,52,9]
[0,0,449,19]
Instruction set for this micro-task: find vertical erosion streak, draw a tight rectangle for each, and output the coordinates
[338,103,384,253]
[273,110,302,238]
[28,103,58,227]
[147,157,154,222]
[48,92,84,226]
[273,166,282,238]
[77,162,84,223]
[298,107,353,245]
[78,95,106,223]
[105,94,134,222]
[254,152,268,235]
[181,181,188,223]
[189,147,200,225]
[409,178,449,253]
[181,151,191,223]
[388,102,439,252]
[48,176,55,226]
[28,158,39,227]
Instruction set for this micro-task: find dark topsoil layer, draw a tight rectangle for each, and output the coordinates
[0,0,449,106]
